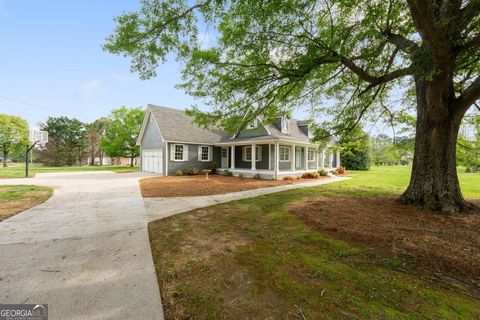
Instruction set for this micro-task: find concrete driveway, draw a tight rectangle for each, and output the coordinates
[0,171,347,320]
[0,171,164,320]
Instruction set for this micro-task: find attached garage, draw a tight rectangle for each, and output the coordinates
[142,149,163,174]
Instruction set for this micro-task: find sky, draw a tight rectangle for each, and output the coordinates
[0,0,208,128]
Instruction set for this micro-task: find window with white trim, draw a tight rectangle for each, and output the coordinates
[279,146,291,161]
[243,146,262,161]
[199,145,211,161]
[281,116,289,133]
[174,144,184,160]
[308,148,315,161]
[247,118,258,129]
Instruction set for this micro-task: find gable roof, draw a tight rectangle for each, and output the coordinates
[139,104,315,145]
[147,104,229,144]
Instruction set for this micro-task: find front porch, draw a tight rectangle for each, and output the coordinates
[216,142,340,179]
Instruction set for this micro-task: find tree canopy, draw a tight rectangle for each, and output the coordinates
[42,116,87,166]
[105,0,480,212]
[101,106,144,166]
[0,114,28,167]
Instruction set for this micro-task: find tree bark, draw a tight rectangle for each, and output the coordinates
[2,149,7,168]
[130,156,134,167]
[399,77,475,213]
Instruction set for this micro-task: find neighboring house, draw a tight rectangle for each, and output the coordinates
[137,104,340,179]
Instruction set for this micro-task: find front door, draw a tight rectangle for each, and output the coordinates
[221,147,229,168]
[295,147,302,170]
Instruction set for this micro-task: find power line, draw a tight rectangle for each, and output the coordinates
[0,95,95,121]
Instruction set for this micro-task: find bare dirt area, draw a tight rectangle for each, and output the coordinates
[289,196,480,290]
[140,174,326,197]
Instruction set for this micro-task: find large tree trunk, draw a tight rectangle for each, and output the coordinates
[399,77,474,213]
[130,155,135,167]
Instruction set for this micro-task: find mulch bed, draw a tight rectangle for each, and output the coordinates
[289,196,480,292]
[140,174,329,197]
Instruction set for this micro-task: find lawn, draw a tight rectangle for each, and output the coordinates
[149,166,480,319]
[0,185,53,222]
[0,163,139,178]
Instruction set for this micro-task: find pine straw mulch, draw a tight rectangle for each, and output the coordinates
[288,196,480,296]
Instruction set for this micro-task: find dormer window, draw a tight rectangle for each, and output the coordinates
[247,118,258,129]
[281,116,289,133]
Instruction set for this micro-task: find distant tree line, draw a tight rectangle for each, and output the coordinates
[0,106,143,167]
[335,125,414,171]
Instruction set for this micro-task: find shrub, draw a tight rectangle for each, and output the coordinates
[283,176,294,181]
[253,173,261,179]
[223,169,233,176]
[238,173,244,178]
[302,172,319,179]
[208,161,217,174]
[175,170,183,176]
[335,166,346,175]
[182,167,199,175]
[318,169,328,176]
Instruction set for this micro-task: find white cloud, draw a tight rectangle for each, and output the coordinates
[74,80,103,100]
[110,73,131,83]
[78,79,102,96]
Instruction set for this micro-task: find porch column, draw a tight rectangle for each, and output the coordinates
[291,145,296,171]
[304,146,308,171]
[230,146,235,169]
[251,144,256,170]
[336,151,341,168]
[320,149,325,168]
[268,144,272,170]
[275,142,280,177]
[329,151,334,168]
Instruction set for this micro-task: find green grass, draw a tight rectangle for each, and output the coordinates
[325,165,480,199]
[0,163,139,178]
[0,185,53,221]
[149,166,480,319]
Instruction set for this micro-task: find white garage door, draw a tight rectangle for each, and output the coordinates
[142,149,163,174]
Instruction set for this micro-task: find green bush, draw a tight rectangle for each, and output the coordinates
[318,169,328,176]
[208,161,217,174]
[182,167,199,175]
[253,173,261,179]
[238,173,244,178]
[175,170,183,176]
[223,169,233,176]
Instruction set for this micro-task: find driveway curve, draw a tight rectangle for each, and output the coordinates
[0,171,164,320]
[0,171,347,320]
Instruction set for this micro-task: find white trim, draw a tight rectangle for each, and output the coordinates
[307,148,316,162]
[198,145,212,162]
[268,144,272,170]
[231,107,272,138]
[172,143,187,161]
[242,145,262,162]
[279,145,291,162]
[166,140,216,146]
[136,106,166,146]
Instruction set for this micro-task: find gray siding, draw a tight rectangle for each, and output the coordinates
[167,143,217,176]
[141,114,166,174]
[234,144,269,169]
[236,119,270,138]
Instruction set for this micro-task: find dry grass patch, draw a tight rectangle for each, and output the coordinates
[141,174,324,197]
[0,185,53,222]
[289,196,480,293]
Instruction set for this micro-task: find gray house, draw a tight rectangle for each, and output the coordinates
[137,104,340,179]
